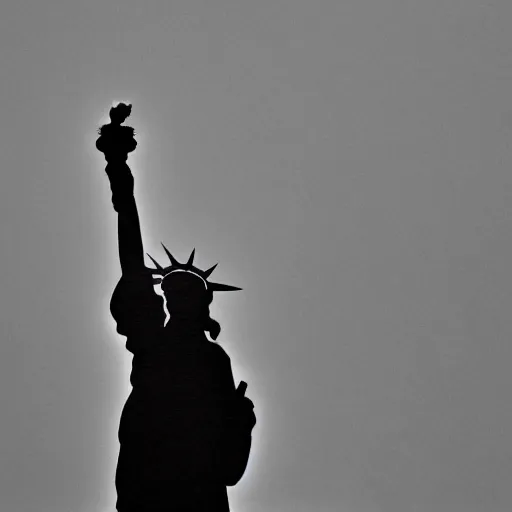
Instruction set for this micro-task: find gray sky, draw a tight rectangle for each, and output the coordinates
[1,0,512,511]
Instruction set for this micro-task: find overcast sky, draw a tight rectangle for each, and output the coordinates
[2,1,512,511]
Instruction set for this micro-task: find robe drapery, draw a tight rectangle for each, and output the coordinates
[111,273,240,512]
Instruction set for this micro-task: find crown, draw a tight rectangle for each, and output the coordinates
[146,243,242,292]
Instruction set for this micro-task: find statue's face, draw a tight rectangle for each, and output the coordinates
[162,272,208,317]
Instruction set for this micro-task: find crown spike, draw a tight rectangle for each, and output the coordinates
[203,263,218,278]
[161,243,180,267]
[146,253,164,270]
[186,248,196,268]
[146,266,166,275]
[208,282,242,292]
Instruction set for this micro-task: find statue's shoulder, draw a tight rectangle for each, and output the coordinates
[207,341,232,362]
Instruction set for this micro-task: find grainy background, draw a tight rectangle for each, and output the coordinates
[1,1,512,511]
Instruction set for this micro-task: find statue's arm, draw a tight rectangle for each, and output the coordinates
[106,158,145,275]
[217,353,257,486]
[223,421,254,486]
[96,108,166,339]
[103,157,166,340]
[96,104,145,276]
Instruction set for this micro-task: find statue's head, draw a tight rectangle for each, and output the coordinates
[147,244,241,339]
[161,270,212,319]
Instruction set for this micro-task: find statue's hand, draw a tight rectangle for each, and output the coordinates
[105,160,135,209]
[228,396,256,432]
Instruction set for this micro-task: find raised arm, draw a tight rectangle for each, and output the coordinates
[97,104,165,342]
[96,104,145,275]
[107,157,145,274]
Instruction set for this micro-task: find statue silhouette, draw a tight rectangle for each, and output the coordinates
[96,104,256,512]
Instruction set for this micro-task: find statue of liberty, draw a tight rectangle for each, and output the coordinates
[96,103,256,512]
